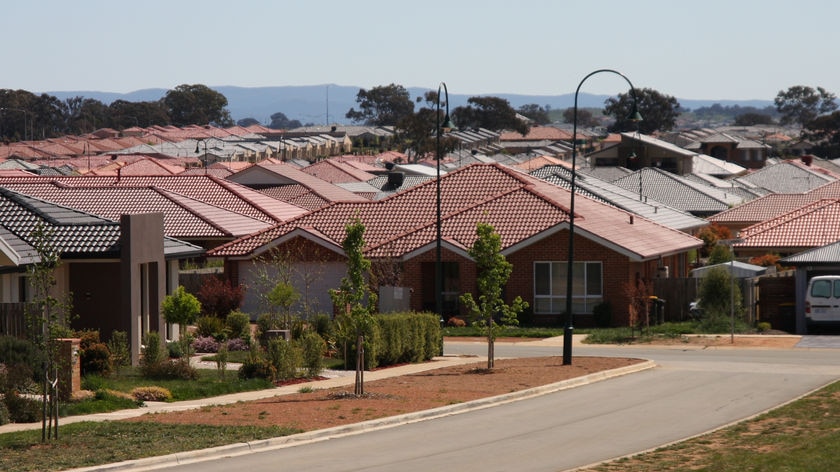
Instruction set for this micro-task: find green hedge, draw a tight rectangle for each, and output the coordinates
[375,312,442,366]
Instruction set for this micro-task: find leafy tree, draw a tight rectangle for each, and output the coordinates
[62,97,109,134]
[604,87,680,134]
[329,218,378,394]
[195,276,244,318]
[395,90,459,161]
[733,112,775,126]
[708,244,734,265]
[459,222,528,369]
[237,117,260,127]
[801,111,840,158]
[267,281,300,330]
[162,286,201,331]
[517,103,551,125]
[562,107,599,128]
[108,99,170,129]
[163,84,233,127]
[345,83,414,126]
[268,112,302,129]
[452,96,529,134]
[697,266,743,330]
[696,223,732,258]
[774,85,838,127]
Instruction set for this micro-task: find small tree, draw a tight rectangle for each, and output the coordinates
[195,276,244,318]
[161,286,202,359]
[698,266,744,332]
[459,222,528,369]
[24,224,74,442]
[267,281,300,330]
[329,218,378,394]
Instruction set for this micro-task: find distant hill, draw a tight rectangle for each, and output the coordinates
[45,85,774,126]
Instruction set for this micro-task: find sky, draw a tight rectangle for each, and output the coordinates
[4,0,839,102]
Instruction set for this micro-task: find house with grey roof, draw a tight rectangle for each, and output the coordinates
[0,188,203,364]
[530,165,709,233]
[732,160,837,194]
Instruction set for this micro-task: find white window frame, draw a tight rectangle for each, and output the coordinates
[533,261,603,314]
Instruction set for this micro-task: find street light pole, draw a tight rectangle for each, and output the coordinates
[564,69,641,365]
[436,82,455,325]
[194,139,208,174]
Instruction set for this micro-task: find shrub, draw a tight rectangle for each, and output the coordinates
[192,336,221,353]
[142,359,199,381]
[255,313,283,347]
[81,342,112,377]
[107,331,130,375]
[196,276,244,318]
[0,399,9,425]
[0,335,44,385]
[266,338,300,381]
[195,315,226,340]
[3,392,42,423]
[299,331,326,378]
[226,338,250,352]
[226,310,252,341]
[140,332,166,369]
[757,321,772,332]
[238,359,275,380]
[310,313,333,338]
[130,386,173,402]
[167,340,184,359]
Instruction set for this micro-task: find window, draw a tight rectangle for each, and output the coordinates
[534,261,603,314]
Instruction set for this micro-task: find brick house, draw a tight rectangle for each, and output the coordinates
[209,163,701,327]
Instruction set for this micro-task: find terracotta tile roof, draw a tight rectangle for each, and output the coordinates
[256,184,331,211]
[500,126,572,142]
[210,163,701,261]
[0,175,306,225]
[708,193,819,225]
[736,199,840,251]
[300,159,378,183]
[229,162,369,207]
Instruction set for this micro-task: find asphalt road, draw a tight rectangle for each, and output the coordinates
[141,340,840,472]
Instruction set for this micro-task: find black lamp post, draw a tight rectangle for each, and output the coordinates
[436,82,456,323]
[564,69,641,365]
[195,139,208,174]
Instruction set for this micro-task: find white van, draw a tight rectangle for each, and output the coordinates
[805,275,840,326]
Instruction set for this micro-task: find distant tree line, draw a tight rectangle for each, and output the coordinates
[0,84,236,142]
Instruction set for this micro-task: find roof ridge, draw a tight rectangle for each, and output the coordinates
[739,198,840,238]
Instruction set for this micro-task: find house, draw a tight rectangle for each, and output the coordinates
[0,174,308,249]
[226,161,371,211]
[732,159,837,194]
[732,199,840,259]
[0,188,204,364]
[530,165,709,233]
[610,167,744,217]
[208,163,701,327]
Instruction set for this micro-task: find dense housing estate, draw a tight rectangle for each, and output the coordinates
[0,118,837,360]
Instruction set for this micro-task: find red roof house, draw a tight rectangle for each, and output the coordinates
[210,163,701,326]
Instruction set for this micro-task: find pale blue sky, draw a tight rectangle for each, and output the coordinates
[3,0,838,101]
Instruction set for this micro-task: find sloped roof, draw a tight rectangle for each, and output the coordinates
[300,159,378,183]
[781,240,840,265]
[707,193,819,226]
[531,165,708,233]
[0,174,306,224]
[734,160,836,193]
[735,199,840,251]
[0,183,270,239]
[500,126,572,142]
[209,163,701,262]
[692,153,747,176]
[611,167,739,215]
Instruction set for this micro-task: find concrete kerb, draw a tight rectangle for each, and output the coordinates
[68,358,656,472]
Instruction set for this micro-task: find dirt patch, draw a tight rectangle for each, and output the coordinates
[124,356,641,431]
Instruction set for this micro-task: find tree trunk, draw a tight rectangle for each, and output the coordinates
[355,335,364,395]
